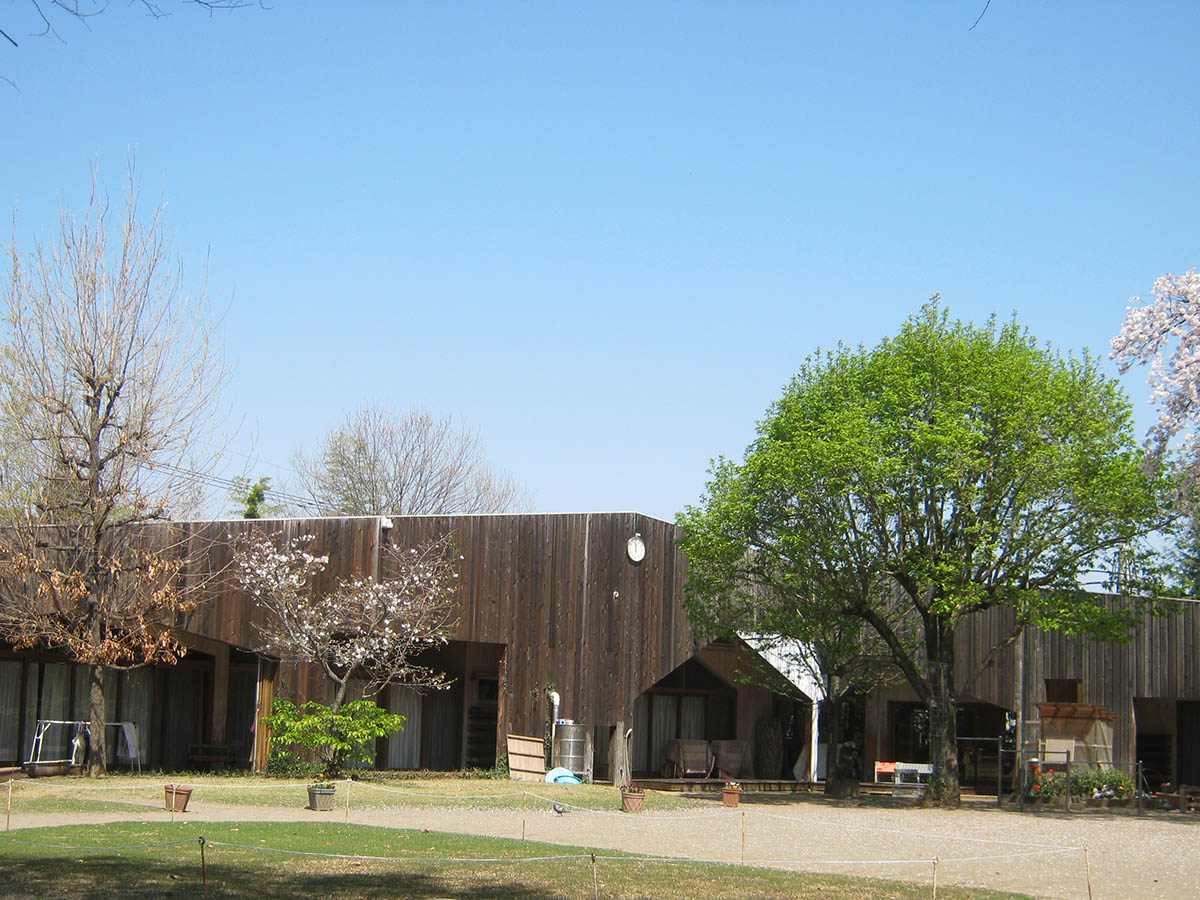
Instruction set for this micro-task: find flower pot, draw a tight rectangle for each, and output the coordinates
[722,788,741,808]
[164,785,192,812]
[308,786,337,811]
[620,790,644,813]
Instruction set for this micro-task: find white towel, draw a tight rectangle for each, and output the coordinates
[118,722,139,764]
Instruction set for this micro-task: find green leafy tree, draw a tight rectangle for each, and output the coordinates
[679,301,1174,805]
[229,476,282,519]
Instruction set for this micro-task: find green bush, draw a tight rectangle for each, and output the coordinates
[262,698,404,778]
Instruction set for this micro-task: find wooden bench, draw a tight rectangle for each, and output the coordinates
[187,744,232,770]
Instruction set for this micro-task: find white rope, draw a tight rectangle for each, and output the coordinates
[206,840,596,863]
[745,807,1067,850]
[520,791,721,818]
[352,781,525,800]
[7,778,342,791]
[0,835,196,851]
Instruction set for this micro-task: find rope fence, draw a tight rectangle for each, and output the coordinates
[0,777,1103,899]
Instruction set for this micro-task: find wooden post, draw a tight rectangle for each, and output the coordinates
[1084,845,1094,900]
[608,721,630,788]
[6,780,11,831]
[740,810,746,863]
[199,837,208,900]
[591,852,599,900]
[932,856,939,899]
[345,779,351,823]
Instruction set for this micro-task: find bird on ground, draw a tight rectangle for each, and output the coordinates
[553,802,567,815]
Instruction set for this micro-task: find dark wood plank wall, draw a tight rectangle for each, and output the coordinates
[162,517,382,651]
[955,598,1200,761]
[376,513,697,738]
[154,513,698,741]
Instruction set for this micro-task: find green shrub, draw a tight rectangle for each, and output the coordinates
[262,698,404,778]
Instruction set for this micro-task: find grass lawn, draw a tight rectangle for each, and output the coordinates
[0,820,1034,900]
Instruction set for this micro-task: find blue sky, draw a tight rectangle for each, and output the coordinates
[4,1,1198,521]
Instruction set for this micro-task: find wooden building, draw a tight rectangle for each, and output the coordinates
[5,512,1196,788]
[861,599,1200,789]
[0,513,806,778]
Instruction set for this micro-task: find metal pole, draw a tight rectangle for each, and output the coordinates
[1064,753,1071,812]
[1084,844,1094,900]
[591,852,599,900]
[996,737,1003,808]
[345,779,351,823]
[931,856,939,899]
[6,780,11,831]
[1137,760,1144,816]
[1018,747,1025,813]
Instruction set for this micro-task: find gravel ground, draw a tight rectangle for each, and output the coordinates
[7,791,1198,900]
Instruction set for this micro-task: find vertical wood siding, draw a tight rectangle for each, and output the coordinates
[150,513,697,740]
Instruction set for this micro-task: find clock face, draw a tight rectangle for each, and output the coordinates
[627,534,646,563]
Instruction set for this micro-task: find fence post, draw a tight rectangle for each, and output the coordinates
[199,836,209,900]
[345,779,351,824]
[1083,844,1094,900]
[931,856,939,899]
[1137,760,1144,816]
[591,852,599,900]
[6,780,11,832]
[1064,753,1071,813]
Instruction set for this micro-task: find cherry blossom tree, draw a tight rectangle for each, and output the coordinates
[232,530,459,772]
[1112,270,1200,506]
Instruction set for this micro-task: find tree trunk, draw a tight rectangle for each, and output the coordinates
[823,692,858,798]
[927,631,960,806]
[87,664,106,777]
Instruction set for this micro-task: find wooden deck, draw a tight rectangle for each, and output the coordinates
[631,778,819,794]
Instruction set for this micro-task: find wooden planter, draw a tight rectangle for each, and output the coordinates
[722,788,741,808]
[308,786,337,811]
[164,785,192,812]
[620,790,644,813]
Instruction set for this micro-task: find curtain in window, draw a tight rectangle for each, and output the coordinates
[0,661,21,763]
[119,669,152,767]
[680,696,705,740]
[386,686,423,769]
[650,695,679,775]
[40,664,72,760]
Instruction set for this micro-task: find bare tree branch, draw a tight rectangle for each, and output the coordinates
[0,161,227,774]
[292,404,526,516]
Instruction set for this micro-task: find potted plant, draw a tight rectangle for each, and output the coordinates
[164,783,193,812]
[619,783,644,813]
[722,781,742,807]
[307,780,337,811]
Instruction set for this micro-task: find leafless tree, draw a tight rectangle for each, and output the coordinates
[1,1,256,51]
[291,404,525,516]
[0,163,227,775]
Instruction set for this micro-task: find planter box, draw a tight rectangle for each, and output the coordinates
[620,791,644,813]
[722,789,741,808]
[164,785,192,812]
[308,786,337,811]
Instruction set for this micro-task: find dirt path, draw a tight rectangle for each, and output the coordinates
[8,795,1198,900]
